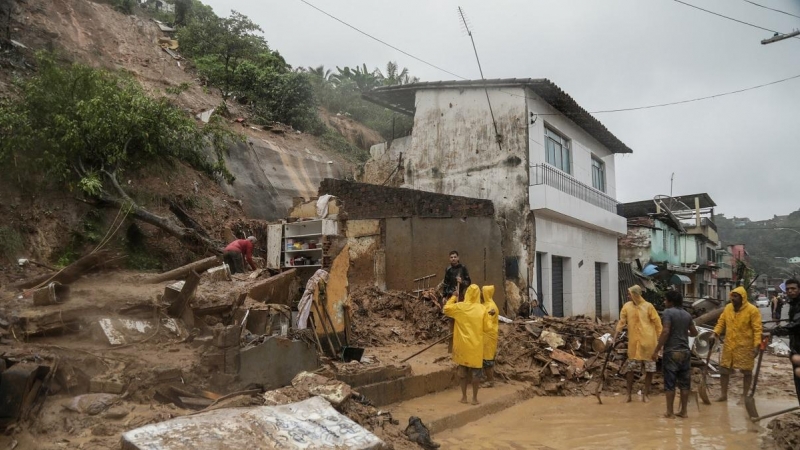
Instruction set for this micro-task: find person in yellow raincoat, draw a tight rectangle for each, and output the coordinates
[712,286,763,402]
[481,285,499,388]
[613,285,663,403]
[444,284,487,405]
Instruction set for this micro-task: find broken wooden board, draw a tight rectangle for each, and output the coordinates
[247,269,299,306]
[550,348,585,372]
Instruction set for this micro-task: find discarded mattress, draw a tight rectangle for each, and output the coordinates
[121,396,387,450]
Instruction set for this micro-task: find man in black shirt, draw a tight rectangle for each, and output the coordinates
[442,251,471,300]
[652,291,698,418]
[773,278,800,405]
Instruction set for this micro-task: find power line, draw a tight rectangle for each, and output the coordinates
[298,0,800,115]
[743,0,800,20]
[673,0,800,40]
[297,0,467,80]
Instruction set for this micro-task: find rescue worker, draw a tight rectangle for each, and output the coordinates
[223,236,257,274]
[443,284,487,405]
[612,285,663,403]
[772,278,800,405]
[441,251,471,300]
[712,286,763,402]
[481,285,499,388]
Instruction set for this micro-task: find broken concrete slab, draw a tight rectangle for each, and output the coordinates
[120,396,386,450]
[92,317,185,346]
[237,337,318,391]
[539,330,565,349]
[205,264,231,282]
[89,377,126,395]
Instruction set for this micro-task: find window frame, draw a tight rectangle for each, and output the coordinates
[591,156,606,192]
[544,126,572,175]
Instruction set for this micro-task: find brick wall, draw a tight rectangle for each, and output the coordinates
[319,179,494,219]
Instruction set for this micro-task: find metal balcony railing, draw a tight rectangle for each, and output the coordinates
[530,164,619,214]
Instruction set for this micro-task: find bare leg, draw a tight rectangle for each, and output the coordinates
[460,378,468,404]
[625,372,635,402]
[743,371,753,397]
[485,366,495,387]
[716,373,729,402]
[664,391,675,418]
[676,389,690,418]
[471,381,480,405]
[643,372,654,403]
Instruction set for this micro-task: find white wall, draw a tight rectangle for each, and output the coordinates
[533,216,621,320]
[526,90,617,198]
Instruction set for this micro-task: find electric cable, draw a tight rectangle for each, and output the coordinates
[743,0,800,21]
[673,0,800,40]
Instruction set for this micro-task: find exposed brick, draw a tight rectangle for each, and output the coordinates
[318,179,495,220]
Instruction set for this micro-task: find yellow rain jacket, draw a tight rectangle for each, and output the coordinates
[714,287,763,371]
[444,284,486,368]
[615,286,662,361]
[482,285,499,361]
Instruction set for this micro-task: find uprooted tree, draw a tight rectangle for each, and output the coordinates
[0,53,241,255]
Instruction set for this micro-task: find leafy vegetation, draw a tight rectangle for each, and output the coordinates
[302,62,417,139]
[0,226,24,264]
[0,53,239,194]
[716,212,800,279]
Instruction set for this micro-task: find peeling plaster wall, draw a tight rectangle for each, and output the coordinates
[400,88,531,293]
[363,136,412,186]
[618,226,653,265]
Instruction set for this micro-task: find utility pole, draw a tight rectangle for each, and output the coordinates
[762,30,800,45]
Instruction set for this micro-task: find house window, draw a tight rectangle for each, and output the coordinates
[545,127,571,174]
[591,157,606,192]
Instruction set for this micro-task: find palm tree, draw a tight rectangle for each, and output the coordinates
[306,65,332,81]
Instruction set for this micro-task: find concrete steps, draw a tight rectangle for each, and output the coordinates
[354,366,457,407]
[388,382,531,434]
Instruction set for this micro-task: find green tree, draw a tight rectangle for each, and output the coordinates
[0,54,239,253]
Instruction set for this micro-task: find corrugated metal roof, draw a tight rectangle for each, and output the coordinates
[618,194,717,218]
[362,78,633,154]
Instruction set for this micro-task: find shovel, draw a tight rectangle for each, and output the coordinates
[744,334,770,419]
[698,336,715,405]
[594,332,623,404]
[750,405,800,422]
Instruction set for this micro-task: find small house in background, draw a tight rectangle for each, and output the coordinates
[618,194,720,301]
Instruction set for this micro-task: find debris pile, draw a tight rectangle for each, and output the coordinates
[493,316,626,396]
[350,287,449,346]
[769,410,800,450]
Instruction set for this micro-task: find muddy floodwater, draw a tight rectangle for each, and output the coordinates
[436,394,797,449]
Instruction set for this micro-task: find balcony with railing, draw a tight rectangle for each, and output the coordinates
[529,164,627,235]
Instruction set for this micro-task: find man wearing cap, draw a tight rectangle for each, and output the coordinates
[223,236,258,274]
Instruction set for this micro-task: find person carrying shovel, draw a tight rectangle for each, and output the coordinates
[711,286,762,403]
[612,285,662,403]
[651,291,698,418]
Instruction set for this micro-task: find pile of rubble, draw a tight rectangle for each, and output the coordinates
[769,410,800,450]
[493,316,626,396]
[350,286,449,347]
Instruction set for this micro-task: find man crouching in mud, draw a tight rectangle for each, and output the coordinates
[652,291,698,418]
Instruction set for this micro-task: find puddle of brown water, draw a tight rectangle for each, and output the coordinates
[435,395,796,450]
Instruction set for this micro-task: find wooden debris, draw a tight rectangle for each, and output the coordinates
[145,256,219,284]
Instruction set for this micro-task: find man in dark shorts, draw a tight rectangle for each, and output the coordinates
[773,278,800,405]
[652,291,698,418]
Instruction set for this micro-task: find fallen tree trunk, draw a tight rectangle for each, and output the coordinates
[11,250,112,290]
[145,256,220,284]
[695,305,725,327]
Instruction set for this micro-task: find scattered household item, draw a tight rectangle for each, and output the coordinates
[31,282,70,306]
[698,334,715,405]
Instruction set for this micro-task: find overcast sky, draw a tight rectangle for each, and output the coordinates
[204,0,800,220]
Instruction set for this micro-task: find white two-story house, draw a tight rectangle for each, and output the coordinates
[363,78,631,319]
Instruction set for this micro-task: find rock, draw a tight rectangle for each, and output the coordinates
[291,372,352,407]
[64,394,119,415]
[103,406,130,420]
[543,382,561,394]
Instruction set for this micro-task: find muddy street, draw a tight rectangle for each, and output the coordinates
[436,395,799,450]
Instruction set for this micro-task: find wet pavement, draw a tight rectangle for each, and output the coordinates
[435,394,797,449]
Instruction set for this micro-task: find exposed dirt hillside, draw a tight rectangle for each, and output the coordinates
[0,0,387,274]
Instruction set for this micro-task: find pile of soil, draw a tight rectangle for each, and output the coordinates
[349,286,449,347]
[769,410,800,450]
